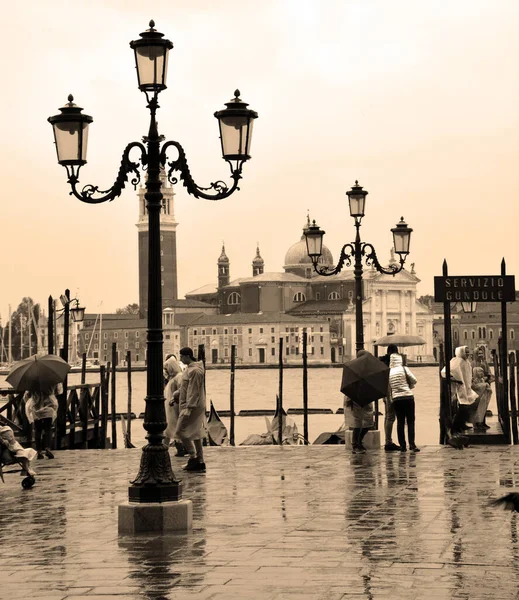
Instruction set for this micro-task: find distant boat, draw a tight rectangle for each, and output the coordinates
[240,398,303,446]
[206,401,229,446]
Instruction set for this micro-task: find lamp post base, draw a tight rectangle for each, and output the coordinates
[118,499,192,534]
[128,481,183,503]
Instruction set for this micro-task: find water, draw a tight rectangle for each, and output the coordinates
[3,366,494,447]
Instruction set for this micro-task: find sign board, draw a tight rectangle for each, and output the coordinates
[434,275,516,302]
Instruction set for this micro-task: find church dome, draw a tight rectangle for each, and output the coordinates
[284,234,333,270]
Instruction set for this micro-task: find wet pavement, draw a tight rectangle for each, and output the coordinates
[2,445,519,599]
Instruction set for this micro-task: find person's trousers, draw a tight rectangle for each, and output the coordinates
[451,404,472,434]
[384,397,396,444]
[392,396,415,449]
[34,417,53,452]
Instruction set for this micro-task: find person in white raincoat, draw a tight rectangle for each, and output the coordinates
[174,347,207,472]
[443,346,478,435]
[163,356,184,453]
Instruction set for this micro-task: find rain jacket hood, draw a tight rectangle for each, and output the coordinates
[164,356,182,378]
[448,346,478,405]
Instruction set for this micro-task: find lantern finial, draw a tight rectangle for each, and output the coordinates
[234,89,240,98]
[149,20,155,29]
[68,94,74,103]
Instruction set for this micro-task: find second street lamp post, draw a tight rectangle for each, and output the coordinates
[304,181,413,354]
[48,21,257,505]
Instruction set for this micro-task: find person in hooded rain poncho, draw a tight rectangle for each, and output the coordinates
[163,355,186,455]
[442,345,479,435]
[174,347,207,472]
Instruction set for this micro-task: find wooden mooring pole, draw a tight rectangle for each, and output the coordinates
[111,343,117,449]
[509,352,518,444]
[302,331,309,444]
[126,350,132,445]
[278,337,284,446]
[230,344,236,446]
[81,352,87,385]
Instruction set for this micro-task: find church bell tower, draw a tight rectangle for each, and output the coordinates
[136,171,178,317]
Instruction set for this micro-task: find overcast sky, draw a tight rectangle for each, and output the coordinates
[2,0,519,320]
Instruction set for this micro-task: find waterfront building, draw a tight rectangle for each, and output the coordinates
[185,225,434,362]
[431,294,519,360]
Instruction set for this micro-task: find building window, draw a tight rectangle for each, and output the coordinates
[249,337,252,344]
[271,336,275,343]
[259,328,263,334]
[511,329,515,340]
[320,347,324,355]
[104,332,108,339]
[136,342,140,349]
[114,332,118,339]
[125,332,129,338]
[311,347,315,354]
[489,329,494,339]
[248,348,252,357]
[320,326,323,332]
[463,330,468,340]
[165,334,170,340]
[271,328,275,333]
[482,327,487,339]
[328,291,340,300]
[124,342,128,349]
[103,343,107,350]
[286,336,289,343]
[95,333,98,340]
[271,348,275,356]
[233,328,238,334]
[202,329,206,335]
[471,330,475,340]
[453,330,458,340]
[228,292,241,305]
[224,329,228,335]
[293,292,306,303]
[286,347,290,356]
[320,336,324,342]
[224,347,228,357]
[136,355,139,362]
[316,292,321,300]
[348,291,354,299]
[194,330,197,335]
[295,347,299,355]
[85,334,90,340]
[212,329,217,335]
[136,331,139,338]
[94,344,98,350]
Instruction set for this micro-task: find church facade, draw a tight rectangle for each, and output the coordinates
[185,224,435,363]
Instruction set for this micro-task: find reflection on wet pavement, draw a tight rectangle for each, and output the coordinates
[2,445,519,599]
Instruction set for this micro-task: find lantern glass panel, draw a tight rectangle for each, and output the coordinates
[135,45,169,89]
[348,194,366,218]
[220,116,252,158]
[393,229,411,254]
[71,307,85,323]
[53,121,89,163]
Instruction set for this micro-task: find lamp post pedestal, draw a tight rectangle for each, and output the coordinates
[119,499,193,534]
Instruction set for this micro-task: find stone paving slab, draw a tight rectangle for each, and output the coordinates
[2,445,519,599]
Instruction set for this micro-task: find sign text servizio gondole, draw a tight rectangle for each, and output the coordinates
[434,275,516,303]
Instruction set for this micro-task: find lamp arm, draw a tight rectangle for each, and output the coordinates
[65,142,147,204]
[361,243,406,275]
[160,140,242,200]
[311,243,355,276]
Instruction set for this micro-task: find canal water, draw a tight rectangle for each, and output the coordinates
[0,366,497,447]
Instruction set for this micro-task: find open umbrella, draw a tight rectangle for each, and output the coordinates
[374,334,426,347]
[340,352,389,407]
[6,354,70,392]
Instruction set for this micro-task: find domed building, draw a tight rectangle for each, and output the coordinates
[283,219,334,278]
[184,221,434,364]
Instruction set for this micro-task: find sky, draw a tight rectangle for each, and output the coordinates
[1,0,519,320]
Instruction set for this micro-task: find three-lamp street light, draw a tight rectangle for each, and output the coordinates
[304,181,413,354]
[48,21,257,504]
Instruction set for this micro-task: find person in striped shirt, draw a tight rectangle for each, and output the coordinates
[389,353,419,452]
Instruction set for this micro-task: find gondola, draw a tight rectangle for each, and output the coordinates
[206,401,229,446]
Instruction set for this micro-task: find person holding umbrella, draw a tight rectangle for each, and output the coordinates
[6,354,71,459]
[389,353,419,452]
[379,343,401,452]
[342,349,381,454]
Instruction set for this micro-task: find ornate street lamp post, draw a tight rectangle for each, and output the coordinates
[48,21,257,504]
[304,181,412,353]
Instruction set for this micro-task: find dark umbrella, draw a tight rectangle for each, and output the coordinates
[340,352,390,407]
[6,354,70,392]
